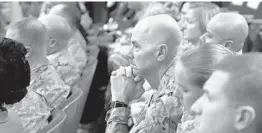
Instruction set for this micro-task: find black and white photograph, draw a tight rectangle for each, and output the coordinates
[0,1,262,133]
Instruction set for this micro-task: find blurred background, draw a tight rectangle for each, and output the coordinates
[1,1,262,53]
[1,1,262,133]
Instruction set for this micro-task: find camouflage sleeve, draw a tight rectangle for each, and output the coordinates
[160,88,184,125]
[129,91,183,133]
[106,107,130,133]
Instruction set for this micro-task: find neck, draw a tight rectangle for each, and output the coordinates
[28,54,49,70]
[190,39,200,46]
[145,60,173,89]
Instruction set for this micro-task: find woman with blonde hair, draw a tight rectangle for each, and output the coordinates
[180,2,220,53]
[175,44,235,133]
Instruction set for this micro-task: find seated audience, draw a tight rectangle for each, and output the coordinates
[5,17,71,107]
[0,37,30,133]
[106,14,183,133]
[200,12,248,53]
[48,4,89,70]
[175,44,234,133]
[5,17,70,133]
[39,14,81,86]
[181,2,220,52]
[191,53,262,133]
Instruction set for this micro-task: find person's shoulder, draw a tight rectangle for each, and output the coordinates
[39,65,68,85]
[44,64,61,76]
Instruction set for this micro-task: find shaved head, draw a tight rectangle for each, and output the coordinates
[48,4,81,26]
[5,17,47,49]
[211,53,262,131]
[38,14,72,55]
[206,12,248,52]
[128,14,181,86]
[43,2,78,15]
[216,53,262,106]
[132,14,182,58]
[38,15,72,41]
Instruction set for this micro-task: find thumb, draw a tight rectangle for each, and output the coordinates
[136,78,145,87]
[133,85,145,100]
[134,76,144,83]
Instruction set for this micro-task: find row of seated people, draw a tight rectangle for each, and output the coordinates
[104,2,256,133]
[0,3,97,133]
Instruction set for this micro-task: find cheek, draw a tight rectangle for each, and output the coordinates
[133,52,144,65]
[133,49,155,70]
[183,93,195,110]
[183,91,202,110]
[196,103,235,133]
[184,24,203,40]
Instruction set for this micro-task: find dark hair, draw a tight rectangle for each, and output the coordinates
[0,37,31,105]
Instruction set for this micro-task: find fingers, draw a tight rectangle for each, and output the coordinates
[125,66,132,78]
[113,66,144,82]
[118,66,126,76]
[111,70,117,76]
[134,76,144,83]
[137,78,145,87]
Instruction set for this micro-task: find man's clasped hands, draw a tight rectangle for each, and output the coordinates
[110,66,145,104]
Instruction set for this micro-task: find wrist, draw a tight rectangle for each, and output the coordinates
[112,96,129,105]
[109,101,128,109]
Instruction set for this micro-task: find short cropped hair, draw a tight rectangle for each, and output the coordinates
[48,4,81,24]
[38,15,72,41]
[6,17,47,47]
[216,53,262,106]
[189,2,220,33]
[215,53,262,131]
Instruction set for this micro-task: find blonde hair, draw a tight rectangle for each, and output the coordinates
[189,2,220,33]
[179,44,234,87]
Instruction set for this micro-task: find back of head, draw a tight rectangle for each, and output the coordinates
[132,14,182,59]
[48,4,81,26]
[0,38,30,105]
[5,17,48,51]
[208,12,248,52]
[179,44,234,88]
[38,14,72,42]
[215,53,262,131]
[188,2,220,33]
